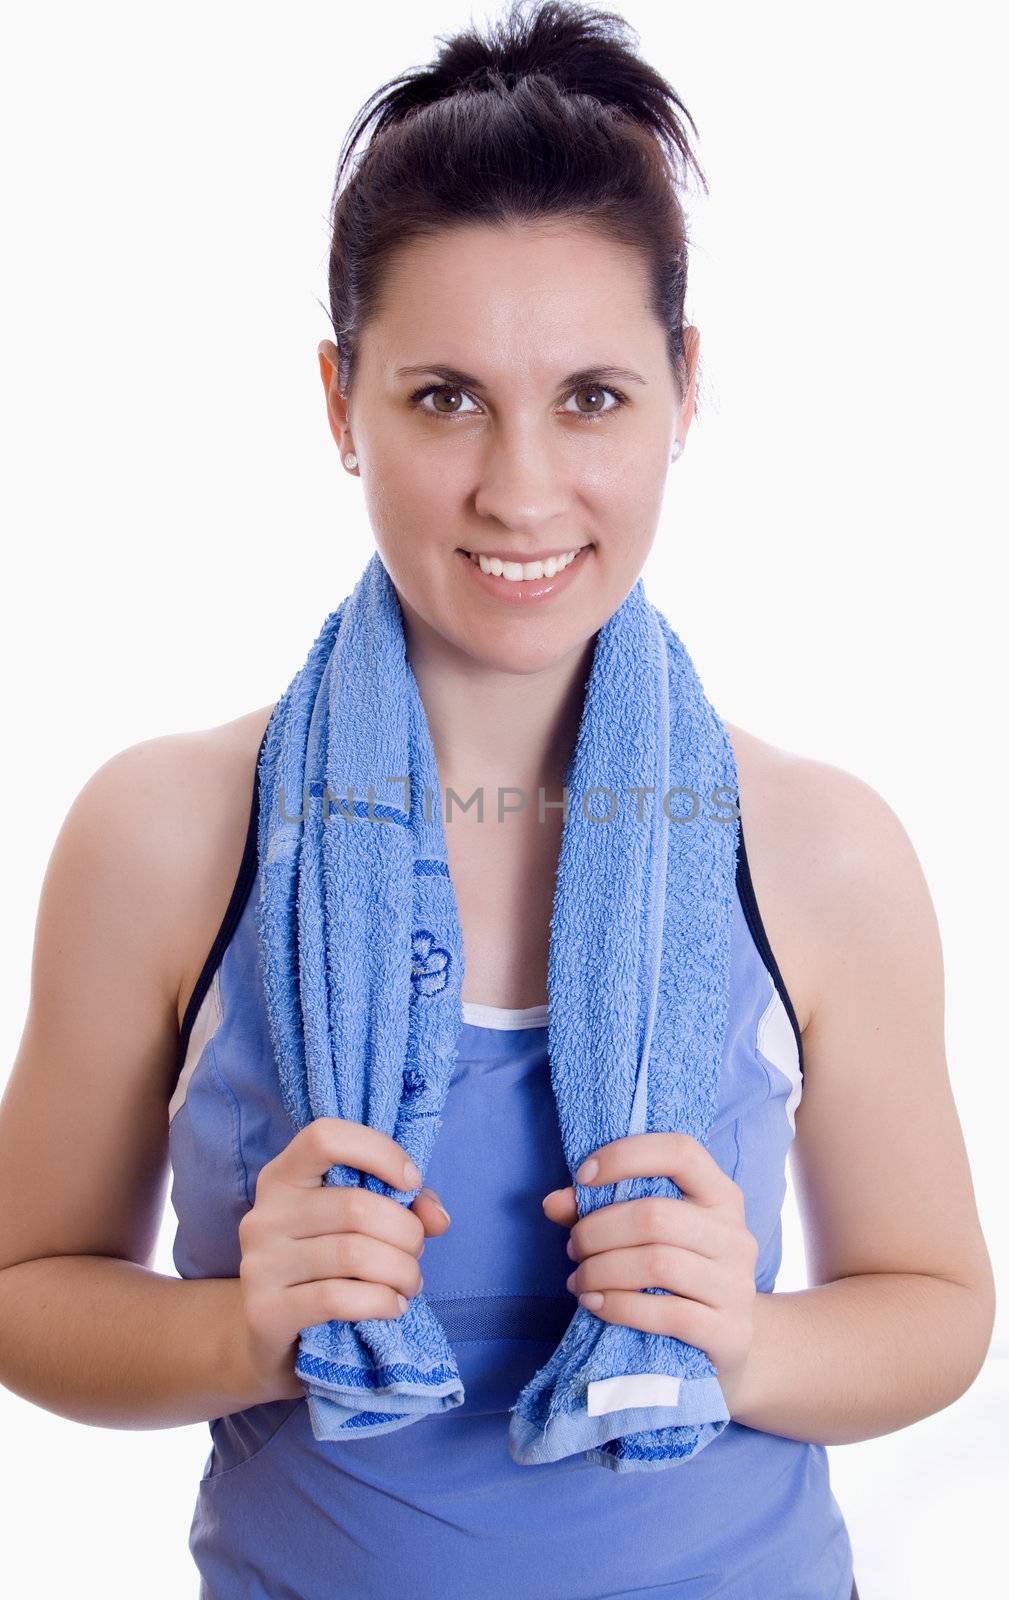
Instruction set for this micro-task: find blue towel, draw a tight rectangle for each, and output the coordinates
[256,550,740,1473]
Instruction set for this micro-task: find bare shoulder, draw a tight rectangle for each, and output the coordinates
[723,728,995,1317]
[723,719,930,1036]
[0,702,275,1273]
[76,702,276,1034]
[164,703,277,1030]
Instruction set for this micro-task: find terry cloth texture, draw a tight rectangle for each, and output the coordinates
[256,549,740,1473]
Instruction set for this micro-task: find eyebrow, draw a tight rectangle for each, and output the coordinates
[394,362,647,391]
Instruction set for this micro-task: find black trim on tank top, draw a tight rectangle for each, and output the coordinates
[173,727,268,1087]
[734,811,805,1079]
[173,729,805,1089]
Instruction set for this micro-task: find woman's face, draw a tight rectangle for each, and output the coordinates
[319,220,698,677]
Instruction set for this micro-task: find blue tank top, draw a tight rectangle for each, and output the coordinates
[168,735,857,1599]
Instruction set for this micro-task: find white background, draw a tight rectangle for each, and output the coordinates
[1,2,1005,1594]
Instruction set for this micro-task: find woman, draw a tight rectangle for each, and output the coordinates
[0,2,994,1596]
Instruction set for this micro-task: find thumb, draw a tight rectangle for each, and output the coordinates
[541,1185,578,1227]
[411,1186,452,1238]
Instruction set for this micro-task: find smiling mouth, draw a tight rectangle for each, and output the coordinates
[457,545,590,581]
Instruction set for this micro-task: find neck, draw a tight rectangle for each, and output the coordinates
[401,612,595,800]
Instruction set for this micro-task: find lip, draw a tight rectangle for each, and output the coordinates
[455,544,591,603]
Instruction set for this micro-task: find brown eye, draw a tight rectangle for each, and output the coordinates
[573,385,606,414]
[563,384,627,419]
[430,386,465,414]
[409,384,480,417]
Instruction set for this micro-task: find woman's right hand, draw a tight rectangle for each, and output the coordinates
[233,1117,451,1402]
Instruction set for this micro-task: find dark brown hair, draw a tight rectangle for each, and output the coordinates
[324,0,707,410]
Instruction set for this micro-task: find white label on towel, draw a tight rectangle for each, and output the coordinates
[586,1373,682,1416]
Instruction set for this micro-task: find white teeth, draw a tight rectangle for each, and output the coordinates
[470,547,585,581]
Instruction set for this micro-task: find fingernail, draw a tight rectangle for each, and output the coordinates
[575,1157,598,1183]
[396,1294,408,1312]
[566,1237,576,1259]
[579,1292,604,1311]
[403,1160,422,1188]
[422,1187,451,1223]
[566,1270,577,1292]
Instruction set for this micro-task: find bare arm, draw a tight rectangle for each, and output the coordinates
[720,1272,992,1445]
[0,724,448,1431]
[720,762,995,1441]
[0,1259,265,1429]
[0,732,270,1428]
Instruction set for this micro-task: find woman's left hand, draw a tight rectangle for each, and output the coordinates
[542,1132,759,1399]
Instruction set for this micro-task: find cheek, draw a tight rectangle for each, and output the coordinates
[364,461,465,550]
[581,450,667,535]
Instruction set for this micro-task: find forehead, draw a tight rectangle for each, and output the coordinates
[369,221,657,377]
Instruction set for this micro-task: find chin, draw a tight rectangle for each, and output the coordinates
[455,615,593,677]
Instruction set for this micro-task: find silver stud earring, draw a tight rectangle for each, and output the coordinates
[343,452,358,470]
[670,440,683,461]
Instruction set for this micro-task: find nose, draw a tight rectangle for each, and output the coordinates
[472,429,571,534]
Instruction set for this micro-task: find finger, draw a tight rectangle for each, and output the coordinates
[568,1193,728,1265]
[282,1275,410,1331]
[576,1131,738,1208]
[411,1188,452,1240]
[267,1116,424,1196]
[277,1180,427,1258]
[576,1284,719,1346]
[287,1231,425,1302]
[541,1186,578,1227]
[566,1242,733,1311]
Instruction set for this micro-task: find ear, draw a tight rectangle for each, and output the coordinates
[318,340,351,453]
[679,324,701,435]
